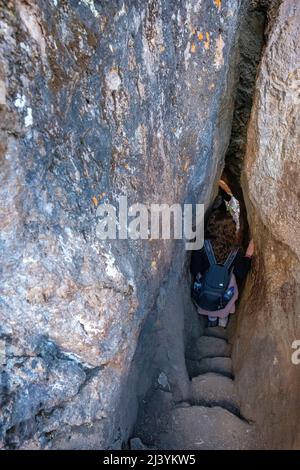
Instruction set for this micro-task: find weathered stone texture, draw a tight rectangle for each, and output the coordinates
[0,0,242,448]
[233,0,300,449]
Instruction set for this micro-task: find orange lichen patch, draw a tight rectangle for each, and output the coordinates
[190,43,196,53]
[198,32,204,41]
[214,0,222,10]
[92,196,98,207]
[204,32,210,50]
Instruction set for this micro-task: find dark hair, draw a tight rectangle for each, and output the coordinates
[205,209,237,264]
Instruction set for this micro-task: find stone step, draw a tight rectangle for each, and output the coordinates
[191,372,239,414]
[187,356,233,378]
[130,437,155,450]
[195,336,231,360]
[157,406,260,450]
[204,326,228,341]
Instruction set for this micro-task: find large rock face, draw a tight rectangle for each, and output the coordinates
[233,0,300,449]
[0,1,242,449]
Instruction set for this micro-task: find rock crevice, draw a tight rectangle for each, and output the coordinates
[0,0,299,451]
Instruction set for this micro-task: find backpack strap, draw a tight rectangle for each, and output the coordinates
[204,239,217,266]
[223,247,239,270]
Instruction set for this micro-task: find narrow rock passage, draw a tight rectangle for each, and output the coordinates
[131,182,262,450]
[130,1,269,448]
[132,323,262,450]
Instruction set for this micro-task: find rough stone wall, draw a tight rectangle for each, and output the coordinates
[0,0,243,449]
[233,0,300,449]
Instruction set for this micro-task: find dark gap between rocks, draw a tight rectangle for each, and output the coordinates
[126,1,267,451]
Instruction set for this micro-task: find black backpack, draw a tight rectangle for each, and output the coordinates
[193,240,239,311]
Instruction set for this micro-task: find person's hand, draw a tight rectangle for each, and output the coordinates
[246,239,255,258]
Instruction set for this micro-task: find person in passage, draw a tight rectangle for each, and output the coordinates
[191,239,254,327]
